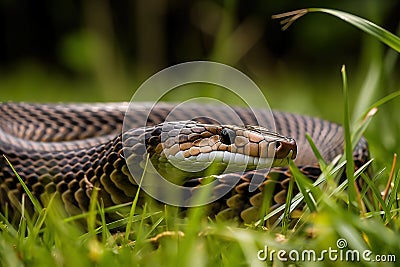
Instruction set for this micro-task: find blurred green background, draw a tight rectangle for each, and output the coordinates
[0,0,399,165]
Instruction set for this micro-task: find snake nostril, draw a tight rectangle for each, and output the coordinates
[274,139,297,159]
[275,141,282,150]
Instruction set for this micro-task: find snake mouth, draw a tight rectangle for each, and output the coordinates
[271,150,295,167]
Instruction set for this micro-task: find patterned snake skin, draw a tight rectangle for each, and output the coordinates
[0,102,369,224]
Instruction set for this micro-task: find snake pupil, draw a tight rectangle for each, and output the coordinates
[220,128,236,145]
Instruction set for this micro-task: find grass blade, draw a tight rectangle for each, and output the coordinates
[309,8,400,52]
[281,175,294,234]
[289,161,317,213]
[273,8,400,52]
[386,165,400,217]
[3,156,42,214]
[341,66,357,211]
[125,154,149,241]
[305,133,327,171]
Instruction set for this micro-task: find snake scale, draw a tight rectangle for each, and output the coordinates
[0,102,369,224]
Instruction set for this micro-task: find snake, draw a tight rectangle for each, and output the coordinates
[0,102,369,224]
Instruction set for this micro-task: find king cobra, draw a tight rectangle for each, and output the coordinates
[0,102,369,224]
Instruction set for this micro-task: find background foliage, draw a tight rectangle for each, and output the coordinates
[1,0,399,167]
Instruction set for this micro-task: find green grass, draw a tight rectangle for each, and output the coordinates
[1,7,400,267]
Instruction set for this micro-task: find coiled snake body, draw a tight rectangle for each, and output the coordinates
[0,102,369,223]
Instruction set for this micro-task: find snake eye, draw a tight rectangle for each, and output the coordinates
[220,128,236,145]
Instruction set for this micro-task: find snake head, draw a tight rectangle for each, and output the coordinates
[242,125,297,161]
[147,121,297,174]
[236,125,297,167]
